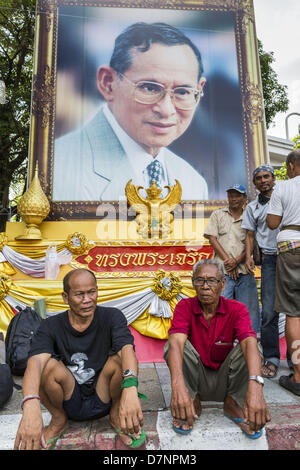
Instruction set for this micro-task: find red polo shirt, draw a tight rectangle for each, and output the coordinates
[168,296,257,370]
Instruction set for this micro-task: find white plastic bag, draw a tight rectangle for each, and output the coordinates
[45,244,60,280]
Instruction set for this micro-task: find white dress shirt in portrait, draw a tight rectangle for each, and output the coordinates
[103,104,170,196]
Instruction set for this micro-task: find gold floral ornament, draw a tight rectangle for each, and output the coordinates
[0,273,12,301]
[65,232,95,256]
[0,233,8,251]
[16,162,50,240]
[152,270,182,301]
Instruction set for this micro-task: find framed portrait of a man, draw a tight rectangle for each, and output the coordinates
[29,0,268,220]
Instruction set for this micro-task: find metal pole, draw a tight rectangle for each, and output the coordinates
[285,112,300,140]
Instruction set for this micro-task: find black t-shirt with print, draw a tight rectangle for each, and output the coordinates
[29,306,134,395]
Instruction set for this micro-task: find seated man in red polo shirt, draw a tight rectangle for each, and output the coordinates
[164,259,270,439]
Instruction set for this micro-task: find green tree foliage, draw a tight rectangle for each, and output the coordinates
[274,162,287,181]
[258,39,289,129]
[0,0,35,230]
[293,134,300,149]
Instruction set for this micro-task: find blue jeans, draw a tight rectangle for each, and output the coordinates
[260,255,280,368]
[222,273,261,333]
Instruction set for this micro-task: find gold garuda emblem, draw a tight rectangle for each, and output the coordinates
[125,179,182,239]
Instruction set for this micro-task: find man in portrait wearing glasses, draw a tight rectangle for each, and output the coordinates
[164,259,270,439]
[52,22,208,201]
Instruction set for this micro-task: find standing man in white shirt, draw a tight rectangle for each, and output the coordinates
[53,22,208,201]
[267,149,300,396]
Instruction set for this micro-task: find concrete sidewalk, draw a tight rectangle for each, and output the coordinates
[1,359,300,451]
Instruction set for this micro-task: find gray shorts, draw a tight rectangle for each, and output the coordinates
[275,247,300,317]
[164,340,261,409]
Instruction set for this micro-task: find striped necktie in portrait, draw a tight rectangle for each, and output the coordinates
[146,159,163,188]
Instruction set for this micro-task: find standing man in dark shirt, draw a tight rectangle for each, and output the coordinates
[14,269,145,450]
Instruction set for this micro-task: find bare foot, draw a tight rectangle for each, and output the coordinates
[172,418,191,431]
[223,395,257,436]
[262,361,278,378]
[41,417,68,449]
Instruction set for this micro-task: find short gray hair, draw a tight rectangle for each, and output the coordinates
[192,259,225,278]
[286,149,300,167]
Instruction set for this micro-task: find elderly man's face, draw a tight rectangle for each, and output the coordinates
[106,43,205,156]
[192,263,225,306]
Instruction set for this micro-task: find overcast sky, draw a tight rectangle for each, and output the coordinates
[253,0,300,140]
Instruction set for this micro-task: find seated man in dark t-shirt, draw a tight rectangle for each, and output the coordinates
[14,269,145,450]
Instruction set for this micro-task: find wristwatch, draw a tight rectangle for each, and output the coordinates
[248,375,264,386]
[122,369,138,378]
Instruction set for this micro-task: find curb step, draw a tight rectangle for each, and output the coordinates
[1,361,300,451]
[2,406,300,450]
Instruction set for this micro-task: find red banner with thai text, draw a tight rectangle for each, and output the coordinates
[76,244,214,273]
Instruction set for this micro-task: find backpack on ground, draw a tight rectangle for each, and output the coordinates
[0,364,14,408]
[5,306,43,376]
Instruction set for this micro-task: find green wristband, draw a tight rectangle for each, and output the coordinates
[121,377,147,401]
[121,377,139,389]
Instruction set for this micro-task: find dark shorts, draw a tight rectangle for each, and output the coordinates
[63,381,112,421]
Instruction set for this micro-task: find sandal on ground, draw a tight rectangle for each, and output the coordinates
[172,420,192,435]
[279,374,300,396]
[111,425,146,449]
[262,360,278,379]
[41,427,68,450]
[224,414,263,440]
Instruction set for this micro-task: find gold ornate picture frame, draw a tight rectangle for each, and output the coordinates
[29,0,268,220]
